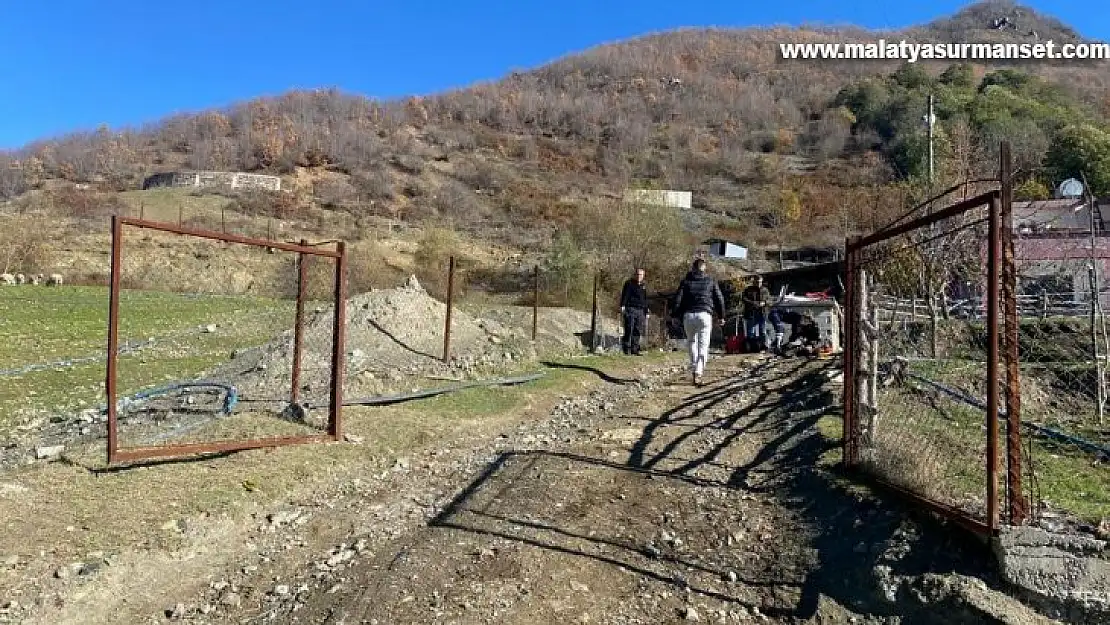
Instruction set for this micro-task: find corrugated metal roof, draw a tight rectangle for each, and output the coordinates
[1012,199,1096,232]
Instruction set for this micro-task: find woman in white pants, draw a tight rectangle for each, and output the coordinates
[671,259,727,386]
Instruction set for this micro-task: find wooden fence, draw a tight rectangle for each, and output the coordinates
[872,292,1099,321]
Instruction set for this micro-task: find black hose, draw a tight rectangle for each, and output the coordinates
[900,367,1110,460]
[306,372,547,408]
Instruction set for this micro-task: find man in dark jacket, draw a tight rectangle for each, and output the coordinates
[619,268,649,355]
[741,275,772,353]
[672,259,726,386]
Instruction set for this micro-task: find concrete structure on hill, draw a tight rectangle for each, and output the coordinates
[622,189,692,209]
[142,171,282,192]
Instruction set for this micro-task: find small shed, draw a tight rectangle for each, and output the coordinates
[703,238,748,260]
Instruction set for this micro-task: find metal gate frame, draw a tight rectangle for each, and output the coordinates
[842,182,1023,535]
[105,215,347,465]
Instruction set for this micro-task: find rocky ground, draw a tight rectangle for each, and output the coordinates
[9,354,1066,625]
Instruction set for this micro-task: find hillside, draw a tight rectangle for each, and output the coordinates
[2,1,1110,270]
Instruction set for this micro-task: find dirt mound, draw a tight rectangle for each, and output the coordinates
[219,277,603,406]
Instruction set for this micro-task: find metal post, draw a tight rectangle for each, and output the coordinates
[590,272,599,353]
[443,256,455,362]
[178,204,183,227]
[927,93,935,185]
[291,240,308,405]
[329,242,347,439]
[843,238,859,468]
[221,205,227,234]
[1000,141,1025,525]
[987,194,1002,532]
[106,216,123,464]
[532,265,539,341]
[140,201,145,221]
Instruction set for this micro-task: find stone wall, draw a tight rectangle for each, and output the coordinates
[142,171,282,192]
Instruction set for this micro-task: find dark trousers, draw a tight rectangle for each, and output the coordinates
[622,309,646,353]
[745,312,766,352]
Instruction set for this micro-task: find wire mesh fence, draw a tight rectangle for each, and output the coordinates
[438,259,646,358]
[1010,230,1110,527]
[105,217,344,464]
[845,191,1004,531]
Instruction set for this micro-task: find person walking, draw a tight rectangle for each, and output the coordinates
[741,275,772,353]
[620,267,649,355]
[672,259,726,386]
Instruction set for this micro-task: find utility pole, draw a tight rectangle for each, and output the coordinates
[923,93,939,357]
[927,93,936,188]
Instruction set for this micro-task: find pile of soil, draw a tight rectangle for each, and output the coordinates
[217,276,607,407]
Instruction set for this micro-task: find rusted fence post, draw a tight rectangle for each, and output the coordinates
[443,256,455,362]
[590,272,599,353]
[532,265,539,342]
[329,242,347,439]
[291,239,309,405]
[105,216,123,465]
[843,237,860,469]
[987,193,1002,532]
[1000,140,1025,525]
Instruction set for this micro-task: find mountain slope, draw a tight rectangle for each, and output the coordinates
[1,2,1108,252]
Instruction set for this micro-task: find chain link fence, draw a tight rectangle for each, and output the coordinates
[1010,211,1110,528]
[845,190,1007,532]
[845,146,1110,533]
[105,217,344,463]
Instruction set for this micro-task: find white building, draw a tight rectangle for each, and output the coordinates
[623,189,692,209]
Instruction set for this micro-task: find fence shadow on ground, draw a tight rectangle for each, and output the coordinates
[366,318,440,361]
[539,361,641,385]
[75,449,243,474]
[428,361,1005,623]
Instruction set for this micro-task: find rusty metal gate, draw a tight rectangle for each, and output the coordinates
[842,143,1025,534]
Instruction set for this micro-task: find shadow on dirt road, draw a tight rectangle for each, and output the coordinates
[428,359,1003,623]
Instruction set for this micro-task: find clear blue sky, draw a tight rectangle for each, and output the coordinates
[0,1,1106,149]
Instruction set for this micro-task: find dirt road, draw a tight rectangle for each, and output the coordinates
[11,353,1057,625]
[200,355,1046,625]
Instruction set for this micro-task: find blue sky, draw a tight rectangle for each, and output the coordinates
[0,1,1106,149]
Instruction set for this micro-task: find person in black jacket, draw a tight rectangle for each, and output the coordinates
[619,268,649,355]
[671,259,726,386]
[741,275,772,353]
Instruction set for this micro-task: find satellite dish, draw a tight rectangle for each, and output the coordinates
[1056,178,1085,199]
